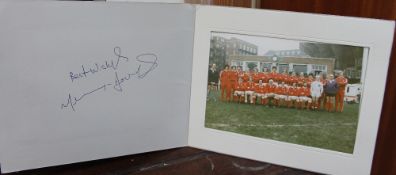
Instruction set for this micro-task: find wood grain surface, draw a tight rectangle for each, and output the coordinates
[5,147,318,175]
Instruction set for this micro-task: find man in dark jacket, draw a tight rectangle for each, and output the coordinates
[324,74,338,112]
[207,64,219,101]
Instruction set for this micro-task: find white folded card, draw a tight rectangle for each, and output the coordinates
[0,1,394,175]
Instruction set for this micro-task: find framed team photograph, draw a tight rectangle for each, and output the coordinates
[189,6,394,175]
[205,31,365,154]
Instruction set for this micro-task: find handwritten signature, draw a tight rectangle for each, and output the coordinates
[61,47,158,112]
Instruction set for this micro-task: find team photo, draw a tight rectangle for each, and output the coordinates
[205,32,365,153]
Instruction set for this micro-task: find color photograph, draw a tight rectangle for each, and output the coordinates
[205,32,366,153]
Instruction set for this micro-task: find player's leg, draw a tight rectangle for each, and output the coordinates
[220,82,225,101]
[307,98,312,110]
[295,97,300,109]
[278,95,284,107]
[233,91,237,102]
[251,93,256,104]
[287,96,294,108]
[340,92,345,112]
[322,93,327,110]
[336,91,345,112]
[335,92,341,112]
[274,95,279,107]
[262,94,268,105]
[325,96,330,111]
[299,97,305,109]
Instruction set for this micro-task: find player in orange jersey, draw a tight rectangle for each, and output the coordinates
[228,66,238,102]
[288,72,298,86]
[251,68,261,83]
[286,83,299,108]
[219,65,230,101]
[318,73,327,110]
[306,74,314,88]
[233,78,245,103]
[274,82,288,107]
[254,80,267,105]
[279,69,289,85]
[335,71,348,112]
[268,67,279,83]
[243,77,256,104]
[265,79,277,106]
[298,83,312,110]
[257,71,267,84]
[297,72,306,86]
[241,70,250,82]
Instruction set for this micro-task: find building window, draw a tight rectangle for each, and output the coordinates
[312,65,326,71]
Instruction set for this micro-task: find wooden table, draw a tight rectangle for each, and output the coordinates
[5,147,318,175]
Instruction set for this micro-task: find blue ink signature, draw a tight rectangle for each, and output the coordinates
[69,47,129,82]
[61,47,158,112]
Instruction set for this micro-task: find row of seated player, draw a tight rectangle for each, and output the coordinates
[219,67,316,87]
[232,79,314,110]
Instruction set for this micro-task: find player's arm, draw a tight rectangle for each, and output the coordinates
[320,83,324,94]
[342,78,348,85]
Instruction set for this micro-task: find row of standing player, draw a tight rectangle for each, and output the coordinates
[218,65,348,112]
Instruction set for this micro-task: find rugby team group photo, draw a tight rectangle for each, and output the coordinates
[208,65,348,113]
[204,32,364,153]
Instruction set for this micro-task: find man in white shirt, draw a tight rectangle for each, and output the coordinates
[310,75,324,110]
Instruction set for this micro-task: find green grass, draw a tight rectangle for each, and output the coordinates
[205,91,359,154]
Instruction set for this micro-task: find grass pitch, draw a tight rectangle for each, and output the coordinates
[205,91,359,154]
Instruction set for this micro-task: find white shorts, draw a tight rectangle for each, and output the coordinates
[255,93,264,98]
[299,96,312,102]
[245,91,254,95]
[288,96,298,101]
[266,93,275,98]
[311,92,321,98]
[275,94,287,100]
[234,91,245,96]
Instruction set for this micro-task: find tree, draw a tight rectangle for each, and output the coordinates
[247,62,257,71]
[300,42,363,70]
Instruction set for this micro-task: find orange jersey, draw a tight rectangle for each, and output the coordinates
[237,71,244,79]
[306,78,313,88]
[259,72,269,83]
[234,82,245,91]
[288,87,299,96]
[289,76,298,85]
[297,76,306,85]
[242,72,250,82]
[336,76,348,90]
[268,72,279,81]
[252,73,261,83]
[267,84,277,93]
[275,86,288,95]
[220,70,229,82]
[254,83,267,94]
[298,87,310,96]
[229,71,238,82]
[243,82,255,91]
[279,74,289,84]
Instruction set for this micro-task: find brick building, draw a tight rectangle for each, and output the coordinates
[228,55,335,75]
[210,35,258,69]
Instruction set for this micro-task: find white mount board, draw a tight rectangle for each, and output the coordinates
[0,1,194,173]
[188,5,394,175]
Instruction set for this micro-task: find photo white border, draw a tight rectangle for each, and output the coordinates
[188,5,394,175]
